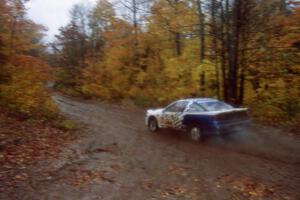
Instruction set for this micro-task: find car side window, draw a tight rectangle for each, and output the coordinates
[165,101,188,113]
[176,101,188,112]
[164,102,178,112]
[186,103,205,113]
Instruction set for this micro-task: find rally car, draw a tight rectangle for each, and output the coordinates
[145,98,250,141]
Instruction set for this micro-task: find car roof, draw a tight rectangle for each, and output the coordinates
[178,98,219,103]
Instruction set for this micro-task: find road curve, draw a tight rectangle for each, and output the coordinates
[9,95,300,200]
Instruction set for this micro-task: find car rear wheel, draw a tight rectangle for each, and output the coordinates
[189,126,203,142]
[148,117,159,132]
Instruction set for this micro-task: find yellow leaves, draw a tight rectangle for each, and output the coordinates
[277,7,300,46]
[81,60,131,101]
[81,83,111,100]
[135,70,147,85]
[0,56,57,118]
[244,73,300,127]
[91,0,116,29]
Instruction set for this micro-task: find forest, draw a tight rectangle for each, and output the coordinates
[1,0,300,126]
[1,1,300,199]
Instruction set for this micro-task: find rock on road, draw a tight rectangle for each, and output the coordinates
[6,95,300,200]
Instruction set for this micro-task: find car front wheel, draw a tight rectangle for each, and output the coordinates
[148,117,159,132]
[189,126,203,142]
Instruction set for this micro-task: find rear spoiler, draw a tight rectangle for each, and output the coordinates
[204,108,248,116]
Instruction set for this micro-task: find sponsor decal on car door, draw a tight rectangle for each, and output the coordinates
[166,112,183,129]
[168,101,188,129]
[160,111,173,128]
[173,101,188,129]
[161,101,187,129]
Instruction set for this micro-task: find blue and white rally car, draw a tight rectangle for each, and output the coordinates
[145,98,250,141]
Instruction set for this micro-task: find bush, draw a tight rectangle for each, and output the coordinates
[280,97,300,119]
[249,94,300,127]
[0,56,58,119]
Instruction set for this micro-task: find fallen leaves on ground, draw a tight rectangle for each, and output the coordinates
[0,113,77,193]
[216,175,294,200]
[142,179,197,200]
[60,168,115,186]
[168,164,190,177]
[142,179,155,190]
[157,185,197,200]
[161,185,188,196]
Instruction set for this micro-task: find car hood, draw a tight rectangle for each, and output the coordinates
[147,108,164,116]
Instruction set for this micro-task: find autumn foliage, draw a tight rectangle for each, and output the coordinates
[49,0,299,126]
[0,0,57,119]
[0,0,299,126]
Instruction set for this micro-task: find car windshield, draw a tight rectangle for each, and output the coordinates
[198,101,233,111]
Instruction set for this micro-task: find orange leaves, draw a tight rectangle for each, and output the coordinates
[51,0,299,130]
[14,173,29,182]
[216,175,294,200]
[0,1,46,57]
[0,55,57,118]
[0,69,57,118]
[142,179,196,199]
[59,168,115,187]
[160,185,189,198]
[0,1,55,120]
[168,165,190,177]
[0,115,74,168]
[0,113,77,194]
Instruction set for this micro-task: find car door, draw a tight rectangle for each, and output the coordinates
[171,101,189,129]
[160,102,178,128]
[161,101,188,129]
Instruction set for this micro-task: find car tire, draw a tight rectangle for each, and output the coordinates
[148,117,159,132]
[189,125,203,142]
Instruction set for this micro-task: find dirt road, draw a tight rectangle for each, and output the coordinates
[4,95,300,200]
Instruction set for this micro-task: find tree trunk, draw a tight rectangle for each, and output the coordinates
[211,0,220,99]
[220,0,228,100]
[132,0,140,67]
[174,0,181,56]
[9,15,17,59]
[133,0,138,49]
[228,0,241,104]
[196,0,205,62]
[238,67,245,105]
[200,72,206,97]
[175,32,181,56]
